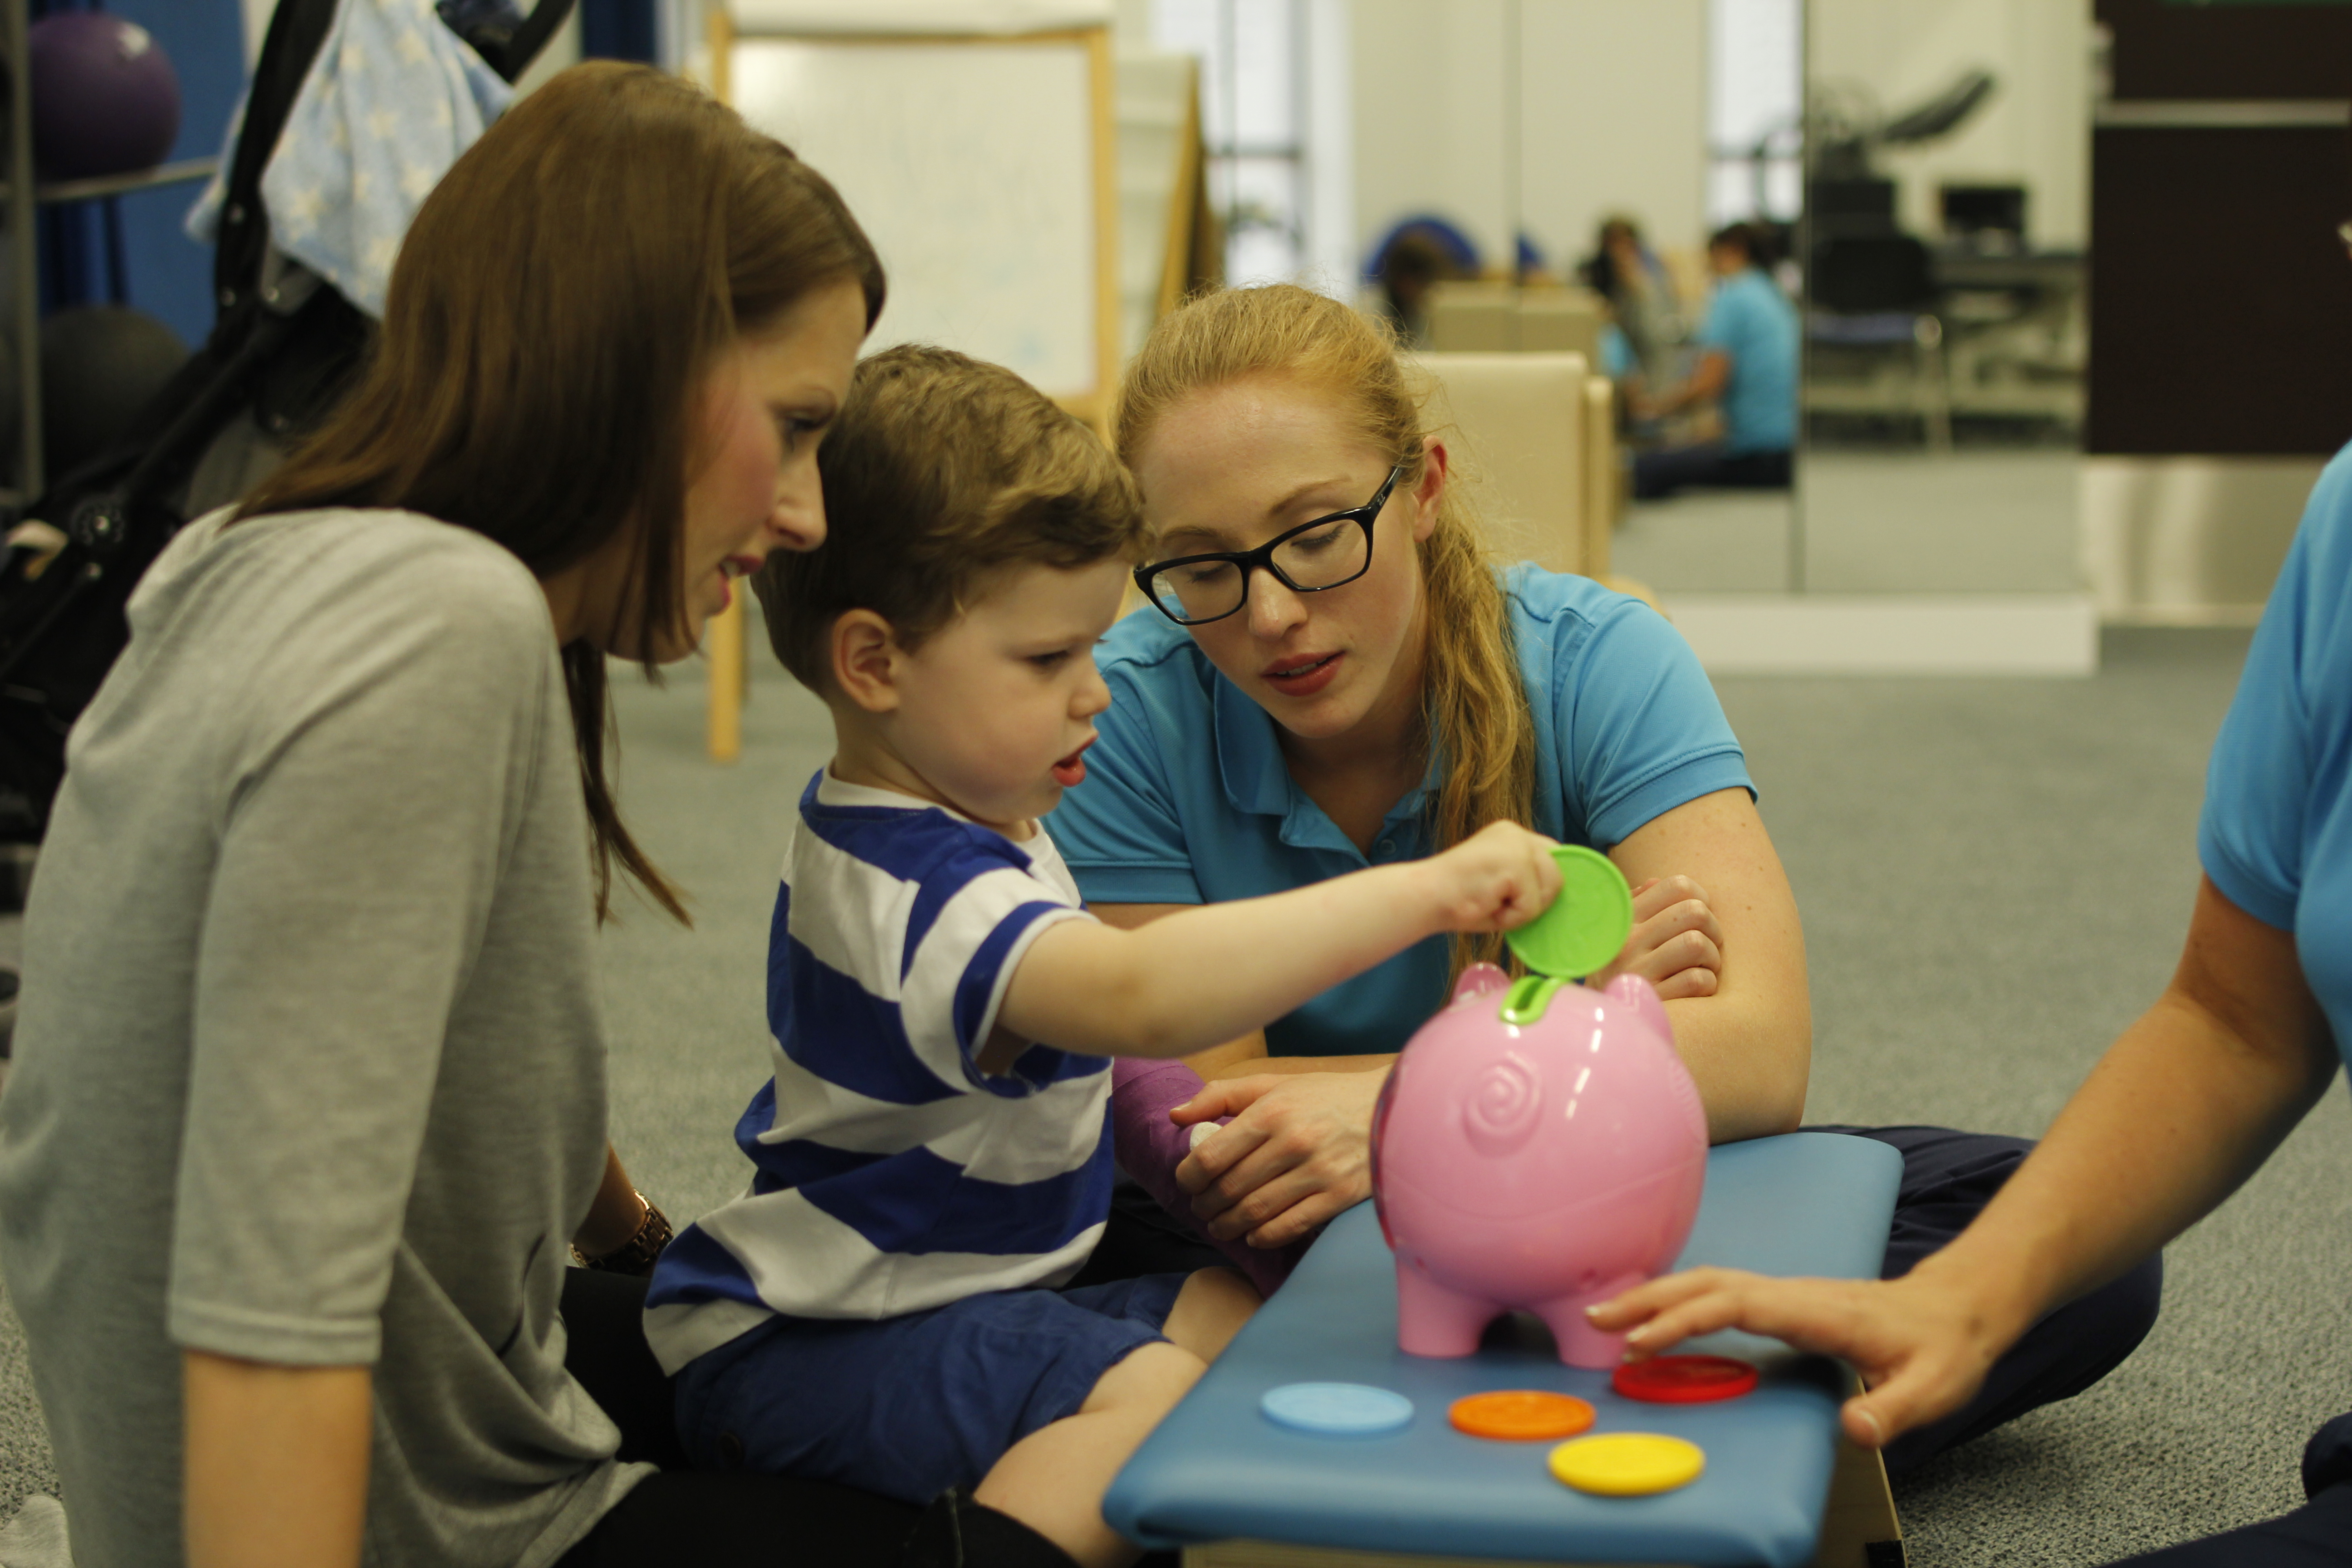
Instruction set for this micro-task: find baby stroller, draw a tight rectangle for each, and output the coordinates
[0,0,576,843]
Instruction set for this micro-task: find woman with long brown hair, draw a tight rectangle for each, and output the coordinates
[0,64,922,1567]
[1054,281,2163,1475]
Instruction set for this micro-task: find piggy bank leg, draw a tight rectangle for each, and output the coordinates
[1533,1274,1646,1369]
[1394,1262,1502,1358]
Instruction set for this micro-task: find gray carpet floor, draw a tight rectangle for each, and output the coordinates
[2,619,2341,1566]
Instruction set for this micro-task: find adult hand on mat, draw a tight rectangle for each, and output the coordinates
[1585,1265,2008,1451]
[1584,875,1727,1000]
[1169,1068,1387,1249]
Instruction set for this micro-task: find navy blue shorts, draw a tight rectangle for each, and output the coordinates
[672,1273,1191,1505]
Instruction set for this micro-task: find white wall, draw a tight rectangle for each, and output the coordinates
[1351,0,1514,270]
[1351,0,1707,276]
[1349,0,2088,274]
[1809,0,2092,248]
[1519,0,1707,268]
[1303,0,1357,292]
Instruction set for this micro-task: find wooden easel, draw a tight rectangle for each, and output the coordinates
[701,8,1121,761]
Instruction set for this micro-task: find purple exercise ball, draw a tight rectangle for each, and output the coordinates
[29,13,182,183]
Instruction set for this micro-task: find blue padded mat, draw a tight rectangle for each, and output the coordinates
[1103,1131,1903,1566]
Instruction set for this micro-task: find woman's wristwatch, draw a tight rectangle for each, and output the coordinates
[573,1191,674,1277]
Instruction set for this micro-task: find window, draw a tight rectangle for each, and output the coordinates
[1151,0,1349,290]
[1707,0,1802,226]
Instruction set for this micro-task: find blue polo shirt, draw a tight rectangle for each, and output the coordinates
[1053,567,1753,1057]
[1695,268,1798,454]
[2200,442,2352,1063]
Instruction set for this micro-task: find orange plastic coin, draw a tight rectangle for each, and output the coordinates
[1448,1390,1597,1441]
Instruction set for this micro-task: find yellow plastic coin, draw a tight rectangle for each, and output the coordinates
[1547,1433,1705,1497]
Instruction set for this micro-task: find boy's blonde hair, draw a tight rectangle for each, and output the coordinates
[755,344,1146,688]
[1112,284,1537,982]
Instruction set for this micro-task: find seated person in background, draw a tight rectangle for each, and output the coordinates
[1581,214,1681,395]
[1370,228,1454,349]
[1632,220,1797,500]
[642,343,1563,1568]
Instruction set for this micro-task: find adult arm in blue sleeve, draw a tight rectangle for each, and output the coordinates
[2199,492,2331,933]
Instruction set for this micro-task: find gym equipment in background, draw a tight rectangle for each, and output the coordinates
[0,0,577,844]
[38,306,186,481]
[28,12,181,182]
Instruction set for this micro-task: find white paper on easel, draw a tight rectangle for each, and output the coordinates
[728,0,1112,35]
[731,37,1099,397]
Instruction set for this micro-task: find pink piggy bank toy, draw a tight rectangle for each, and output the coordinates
[1370,965,1707,1367]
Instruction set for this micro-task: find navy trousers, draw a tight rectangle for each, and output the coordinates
[557,1268,1175,1566]
[1631,442,1793,500]
[554,1269,923,1567]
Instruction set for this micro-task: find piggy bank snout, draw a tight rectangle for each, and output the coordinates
[1460,1052,1543,1156]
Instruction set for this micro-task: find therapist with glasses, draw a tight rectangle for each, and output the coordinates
[1052,281,2162,1475]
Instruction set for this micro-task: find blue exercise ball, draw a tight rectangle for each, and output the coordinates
[29,13,182,183]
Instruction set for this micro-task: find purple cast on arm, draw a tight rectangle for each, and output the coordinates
[1110,1056,1307,1296]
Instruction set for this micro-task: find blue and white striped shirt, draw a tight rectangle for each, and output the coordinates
[644,772,1111,1373]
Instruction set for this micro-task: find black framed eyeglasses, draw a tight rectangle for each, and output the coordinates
[1134,465,1406,627]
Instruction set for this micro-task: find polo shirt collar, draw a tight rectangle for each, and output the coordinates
[1209,669,1441,856]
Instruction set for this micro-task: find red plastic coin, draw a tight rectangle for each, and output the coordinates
[1449,1390,1597,1441]
[1611,1355,1759,1404]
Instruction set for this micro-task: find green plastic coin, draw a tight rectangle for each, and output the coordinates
[1504,845,1634,979]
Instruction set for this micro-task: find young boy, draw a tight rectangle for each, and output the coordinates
[643,345,1560,1568]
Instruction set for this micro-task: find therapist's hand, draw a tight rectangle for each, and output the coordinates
[1588,875,1726,1000]
[1168,1069,1386,1249]
[1587,1263,2014,1451]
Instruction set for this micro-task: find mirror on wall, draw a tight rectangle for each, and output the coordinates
[1501,0,1806,596]
[1794,0,2087,596]
[1341,0,2088,609]
[1345,0,1801,591]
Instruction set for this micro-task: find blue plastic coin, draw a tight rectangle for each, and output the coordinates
[1259,1382,1415,1436]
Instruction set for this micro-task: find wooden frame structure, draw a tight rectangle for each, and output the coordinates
[702,8,1120,761]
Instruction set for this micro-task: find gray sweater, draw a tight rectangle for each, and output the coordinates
[0,508,649,1567]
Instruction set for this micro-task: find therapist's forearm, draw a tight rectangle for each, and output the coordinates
[1606,791,1812,1145]
[185,1350,371,1568]
[1201,1052,1396,1080]
[1915,878,2338,1333]
[1663,990,1810,1143]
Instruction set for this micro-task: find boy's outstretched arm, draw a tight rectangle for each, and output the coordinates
[1000,821,1559,1060]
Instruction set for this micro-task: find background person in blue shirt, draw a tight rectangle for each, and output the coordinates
[1598,445,2352,1565]
[1053,282,2160,1474]
[1631,222,1798,500]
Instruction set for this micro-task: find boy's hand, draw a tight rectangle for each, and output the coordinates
[1420,822,1559,934]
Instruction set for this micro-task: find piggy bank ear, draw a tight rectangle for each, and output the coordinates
[1602,972,1674,1044]
[1452,963,1511,1004]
